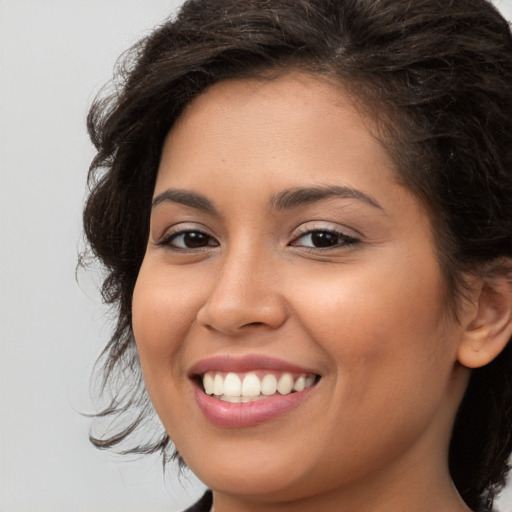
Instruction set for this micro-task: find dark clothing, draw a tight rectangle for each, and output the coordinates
[184,491,213,512]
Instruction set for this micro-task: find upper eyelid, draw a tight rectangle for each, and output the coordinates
[156,222,217,240]
[291,221,362,239]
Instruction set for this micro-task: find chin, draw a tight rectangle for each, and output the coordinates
[178,436,315,498]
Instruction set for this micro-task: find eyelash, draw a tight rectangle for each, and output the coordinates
[157,229,219,251]
[157,227,360,252]
[289,229,360,250]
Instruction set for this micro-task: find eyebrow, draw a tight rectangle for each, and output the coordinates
[151,184,383,214]
[152,188,218,214]
[270,185,383,211]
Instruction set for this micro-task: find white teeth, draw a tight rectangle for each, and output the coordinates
[242,373,261,397]
[223,373,242,397]
[203,373,214,395]
[202,371,317,399]
[277,373,294,395]
[213,374,224,396]
[293,375,306,392]
[261,374,278,396]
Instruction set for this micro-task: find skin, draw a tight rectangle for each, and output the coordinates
[132,73,476,511]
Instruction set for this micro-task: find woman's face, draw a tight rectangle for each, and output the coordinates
[132,74,469,503]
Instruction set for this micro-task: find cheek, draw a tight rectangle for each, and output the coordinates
[286,264,459,469]
[295,248,449,343]
[289,253,456,399]
[131,261,204,388]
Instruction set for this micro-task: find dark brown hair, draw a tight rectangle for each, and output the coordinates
[83,1,512,510]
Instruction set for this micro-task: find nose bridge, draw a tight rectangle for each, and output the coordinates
[196,237,287,334]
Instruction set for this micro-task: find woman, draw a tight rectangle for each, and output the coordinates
[83,0,512,510]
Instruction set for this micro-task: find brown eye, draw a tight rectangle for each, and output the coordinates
[291,230,359,249]
[310,232,340,248]
[162,230,219,250]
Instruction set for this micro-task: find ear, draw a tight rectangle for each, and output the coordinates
[458,272,512,369]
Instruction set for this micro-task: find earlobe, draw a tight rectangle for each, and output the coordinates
[458,272,512,369]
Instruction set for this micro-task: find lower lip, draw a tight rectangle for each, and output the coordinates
[193,384,316,428]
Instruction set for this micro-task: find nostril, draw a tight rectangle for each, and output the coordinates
[196,292,288,334]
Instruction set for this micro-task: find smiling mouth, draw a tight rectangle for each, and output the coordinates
[197,371,320,403]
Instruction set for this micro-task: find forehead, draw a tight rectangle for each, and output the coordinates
[156,72,397,196]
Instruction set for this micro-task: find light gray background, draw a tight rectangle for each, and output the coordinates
[1,1,511,511]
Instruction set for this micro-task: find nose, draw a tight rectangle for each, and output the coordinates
[196,248,288,336]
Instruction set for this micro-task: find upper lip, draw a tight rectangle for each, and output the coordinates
[188,354,320,377]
